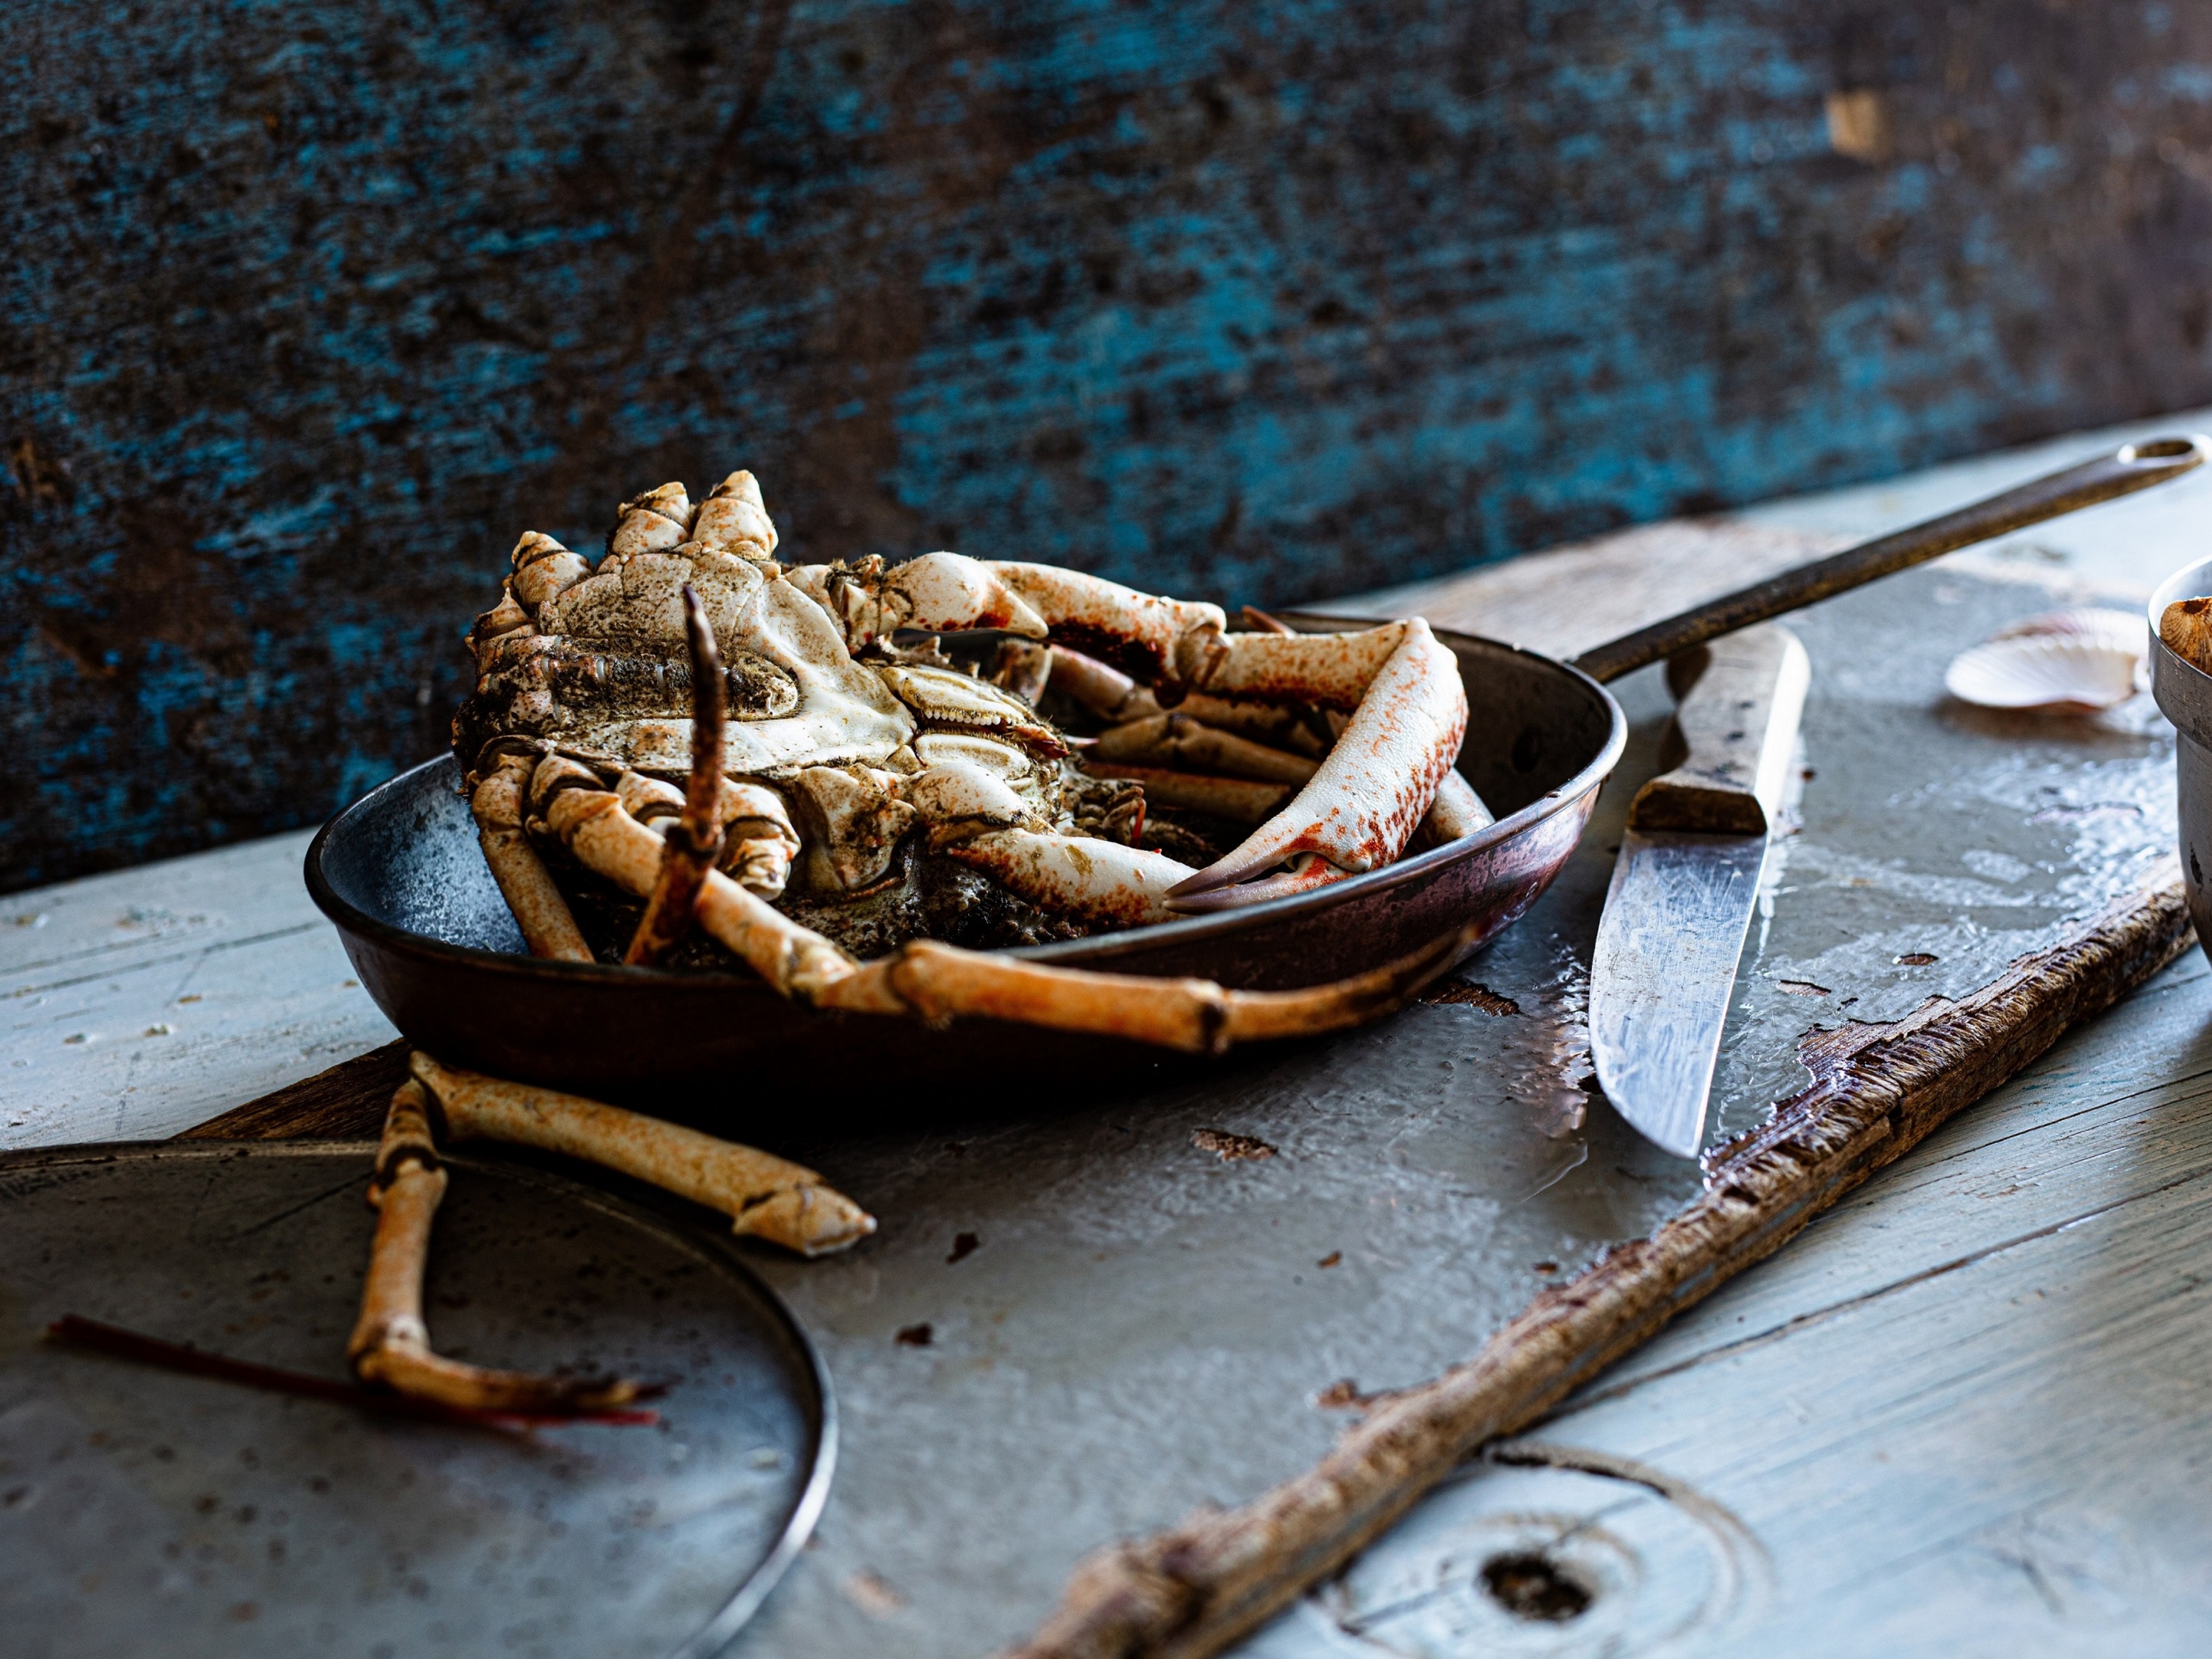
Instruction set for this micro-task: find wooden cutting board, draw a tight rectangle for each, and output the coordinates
[176,520,2194,1659]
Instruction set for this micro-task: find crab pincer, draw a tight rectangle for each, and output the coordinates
[1164,619,1471,910]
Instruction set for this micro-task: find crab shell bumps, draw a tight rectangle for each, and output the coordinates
[452,469,1475,1050]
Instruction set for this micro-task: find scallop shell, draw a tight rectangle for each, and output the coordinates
[1989,607,2147,654]
[1944,629,2145,714]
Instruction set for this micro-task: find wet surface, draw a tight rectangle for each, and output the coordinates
[717,562,2179,1655]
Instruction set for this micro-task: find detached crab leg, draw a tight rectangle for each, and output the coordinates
[1424,770,1494,842]
[349,1078,646,1414]
[1081,764,1293,825]
[349,1056,874,1415]
[1168,620,1468,910]
[937,829,1191,928]
[408,1052,874,1255]
[1047,646,1328,755]
[1090,713,1319,786]
[624,585,727,966]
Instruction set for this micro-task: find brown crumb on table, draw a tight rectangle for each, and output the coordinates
[1418,979,1521,1015]
[1192,1128,1277,1161]
[1313,1378,1364,1409]
[844,1569,907,1616]
[895,1323,933,1347]
[1317,1251,1341,1269]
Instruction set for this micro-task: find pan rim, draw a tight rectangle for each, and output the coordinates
[305,620,1628,989]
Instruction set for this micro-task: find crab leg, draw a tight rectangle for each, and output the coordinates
[1168,620,1468,910]
[1423,770,1494,842]
[408,1052,874,1255]
[1047,644,1327,755]
[791,553,1229,684]
[844,930,1468,1050]
[469,752,593,962]
[1081,764,1293,825]
[986,562,1229,684]
[1091,712,1319,785]
[529,767,1467,1046]
[937,829,1191,927]
[624,586,727,966]
[349,1078,648,1415]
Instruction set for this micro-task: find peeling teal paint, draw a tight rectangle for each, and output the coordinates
[6,1,2212,889]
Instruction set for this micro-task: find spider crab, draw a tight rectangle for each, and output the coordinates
[453,467,1485,1046]
[345,468,1487,1416]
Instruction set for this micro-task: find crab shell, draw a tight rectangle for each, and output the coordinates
[456,472,1470,939]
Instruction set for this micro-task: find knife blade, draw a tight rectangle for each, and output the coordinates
[1590,623,1811,1157]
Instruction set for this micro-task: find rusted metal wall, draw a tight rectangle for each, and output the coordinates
[6,1,2212,889]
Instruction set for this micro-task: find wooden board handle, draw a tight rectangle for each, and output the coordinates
[1627,623,1809,835]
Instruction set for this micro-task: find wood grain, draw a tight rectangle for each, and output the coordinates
[1005,869,2196,1659]
[174,1039,406,1141]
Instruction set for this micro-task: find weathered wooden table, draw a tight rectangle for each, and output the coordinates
[9,415,2212,1656]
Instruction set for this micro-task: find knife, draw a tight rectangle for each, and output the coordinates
[1590,623,1811,1157]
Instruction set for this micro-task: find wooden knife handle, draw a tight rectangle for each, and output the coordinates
[1627,623,1810,836]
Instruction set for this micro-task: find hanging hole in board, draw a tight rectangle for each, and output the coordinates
[2123,437,2199,462]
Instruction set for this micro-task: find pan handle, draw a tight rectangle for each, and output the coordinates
[1567,434,2211,685]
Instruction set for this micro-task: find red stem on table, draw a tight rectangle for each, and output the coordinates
[45,1314,661,1431]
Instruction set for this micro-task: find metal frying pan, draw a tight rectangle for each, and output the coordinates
[307,437,2206,1117]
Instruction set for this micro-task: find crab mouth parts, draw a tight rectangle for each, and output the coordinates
[474,638,801,729]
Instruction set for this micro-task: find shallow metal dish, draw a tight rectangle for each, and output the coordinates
[307,624,1624,1113]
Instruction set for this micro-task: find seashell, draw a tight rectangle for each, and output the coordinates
[1990,607,2147,655]
[1944,630,2144,714]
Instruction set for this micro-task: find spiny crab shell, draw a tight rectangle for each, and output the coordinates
[455,469,1477,964]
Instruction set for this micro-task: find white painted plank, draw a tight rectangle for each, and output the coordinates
[0,830,395,1146]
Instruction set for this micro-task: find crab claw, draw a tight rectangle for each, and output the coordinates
[790,551,1050,648]
[987,562,1228,684]
[1166,619,1467,909]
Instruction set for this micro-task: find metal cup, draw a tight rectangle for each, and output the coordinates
[2150,556,2212,953]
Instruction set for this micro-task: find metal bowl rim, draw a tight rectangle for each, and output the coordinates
[0,1137,837,1659]
[2148,556,2212,739]
[305,622,1629,990]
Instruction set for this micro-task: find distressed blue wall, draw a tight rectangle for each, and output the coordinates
[7,1,2212,889]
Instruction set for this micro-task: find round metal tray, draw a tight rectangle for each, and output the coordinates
[0,1140,833,1659]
